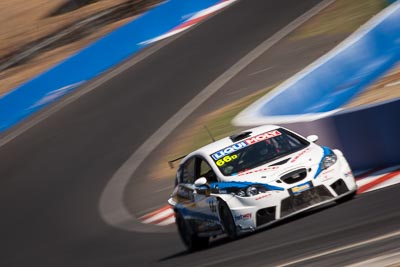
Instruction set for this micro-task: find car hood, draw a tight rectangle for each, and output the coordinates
[220,144,325,184]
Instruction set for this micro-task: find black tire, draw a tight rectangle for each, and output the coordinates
[218,200,237,240]
[175,212,209,251]
[336,191,356,204]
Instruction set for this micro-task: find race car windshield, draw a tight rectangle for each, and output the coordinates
[210,128,309,176]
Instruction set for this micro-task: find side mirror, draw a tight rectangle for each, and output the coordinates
[194,177,208,187]
[307,135,319,143]
[194,177,210,196]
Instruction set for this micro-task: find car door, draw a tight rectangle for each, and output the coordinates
[192,157,220,224]
[173,156,220,232]
[173,157,196,209]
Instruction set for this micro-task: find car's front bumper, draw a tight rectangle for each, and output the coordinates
[226,156,357,234]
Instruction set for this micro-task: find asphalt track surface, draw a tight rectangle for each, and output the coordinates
[1,0,399,266]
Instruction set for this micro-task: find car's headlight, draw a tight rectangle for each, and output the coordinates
[246,186,259,196]
[235,185,267,197]
[322,153,337,170]
[236,189,246,197]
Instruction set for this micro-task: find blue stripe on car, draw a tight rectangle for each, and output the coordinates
[314,146,332,178]
[209,181,284,191]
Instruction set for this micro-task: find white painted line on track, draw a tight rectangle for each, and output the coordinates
[190,0,237,20]
[248,66,274,77]
[356,165,400,187]
[140,0,238,45]
[141,208,174,224]
[140,205,174,225]
[275,230,400,267]
[346,250,400,267]
[156,215,175,226]
[192,230,400,267]
[357,168,400,194]
[369,174,400,192]
[98,0,338,233]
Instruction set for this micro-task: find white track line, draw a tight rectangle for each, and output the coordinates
[190,0,237,20]
[369,174,400,192]
[156,216,176,226]
[276,230,400,267]
[347,250,400,267]
[140,0,238,45]
[193,231,400,267]
[140,205,175,225]
[356,165,400,187]
[141,208,174,224]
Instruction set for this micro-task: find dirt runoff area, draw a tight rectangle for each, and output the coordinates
[0,0,162,96]
[346,64,400,108]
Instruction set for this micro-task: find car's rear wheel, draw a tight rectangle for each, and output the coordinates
[218,200,237,239]
[175,212,209,251]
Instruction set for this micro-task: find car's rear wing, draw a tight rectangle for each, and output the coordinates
[168,155,187,169]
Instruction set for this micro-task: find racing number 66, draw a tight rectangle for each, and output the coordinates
[216,154,238,167]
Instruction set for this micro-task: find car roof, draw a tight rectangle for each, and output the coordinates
[186,124,282,160]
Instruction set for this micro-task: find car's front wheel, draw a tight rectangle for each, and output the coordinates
[218,200,237,240]
[175,212,209,251]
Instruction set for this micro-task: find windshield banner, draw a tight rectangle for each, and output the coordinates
[211,130,281,160]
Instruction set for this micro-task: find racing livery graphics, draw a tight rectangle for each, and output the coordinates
[168,125,357,251]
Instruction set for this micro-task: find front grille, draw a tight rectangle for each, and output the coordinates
[280,168,307,184]
[256,207,276,227]
[281,185,333,217]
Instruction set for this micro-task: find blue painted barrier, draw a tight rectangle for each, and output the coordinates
[0,0,229,132]
[281,99,400,170]
[233,2,400,125]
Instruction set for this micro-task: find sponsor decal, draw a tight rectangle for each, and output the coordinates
[290,148,311,163]
[238,166,280,176]
[208,199,217,213]
[321,176,333,182]
[255,193,272,200]
[344,171,353,178]
[212,141,248,160]
[235,213,252,221]
[322,169,334,175]
[321,168,335,181]
[216,154,238,167]
[211,130,282,160]
[244,130,281,145]
[291,182,311,195]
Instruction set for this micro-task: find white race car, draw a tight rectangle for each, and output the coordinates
[168,125,357,250]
